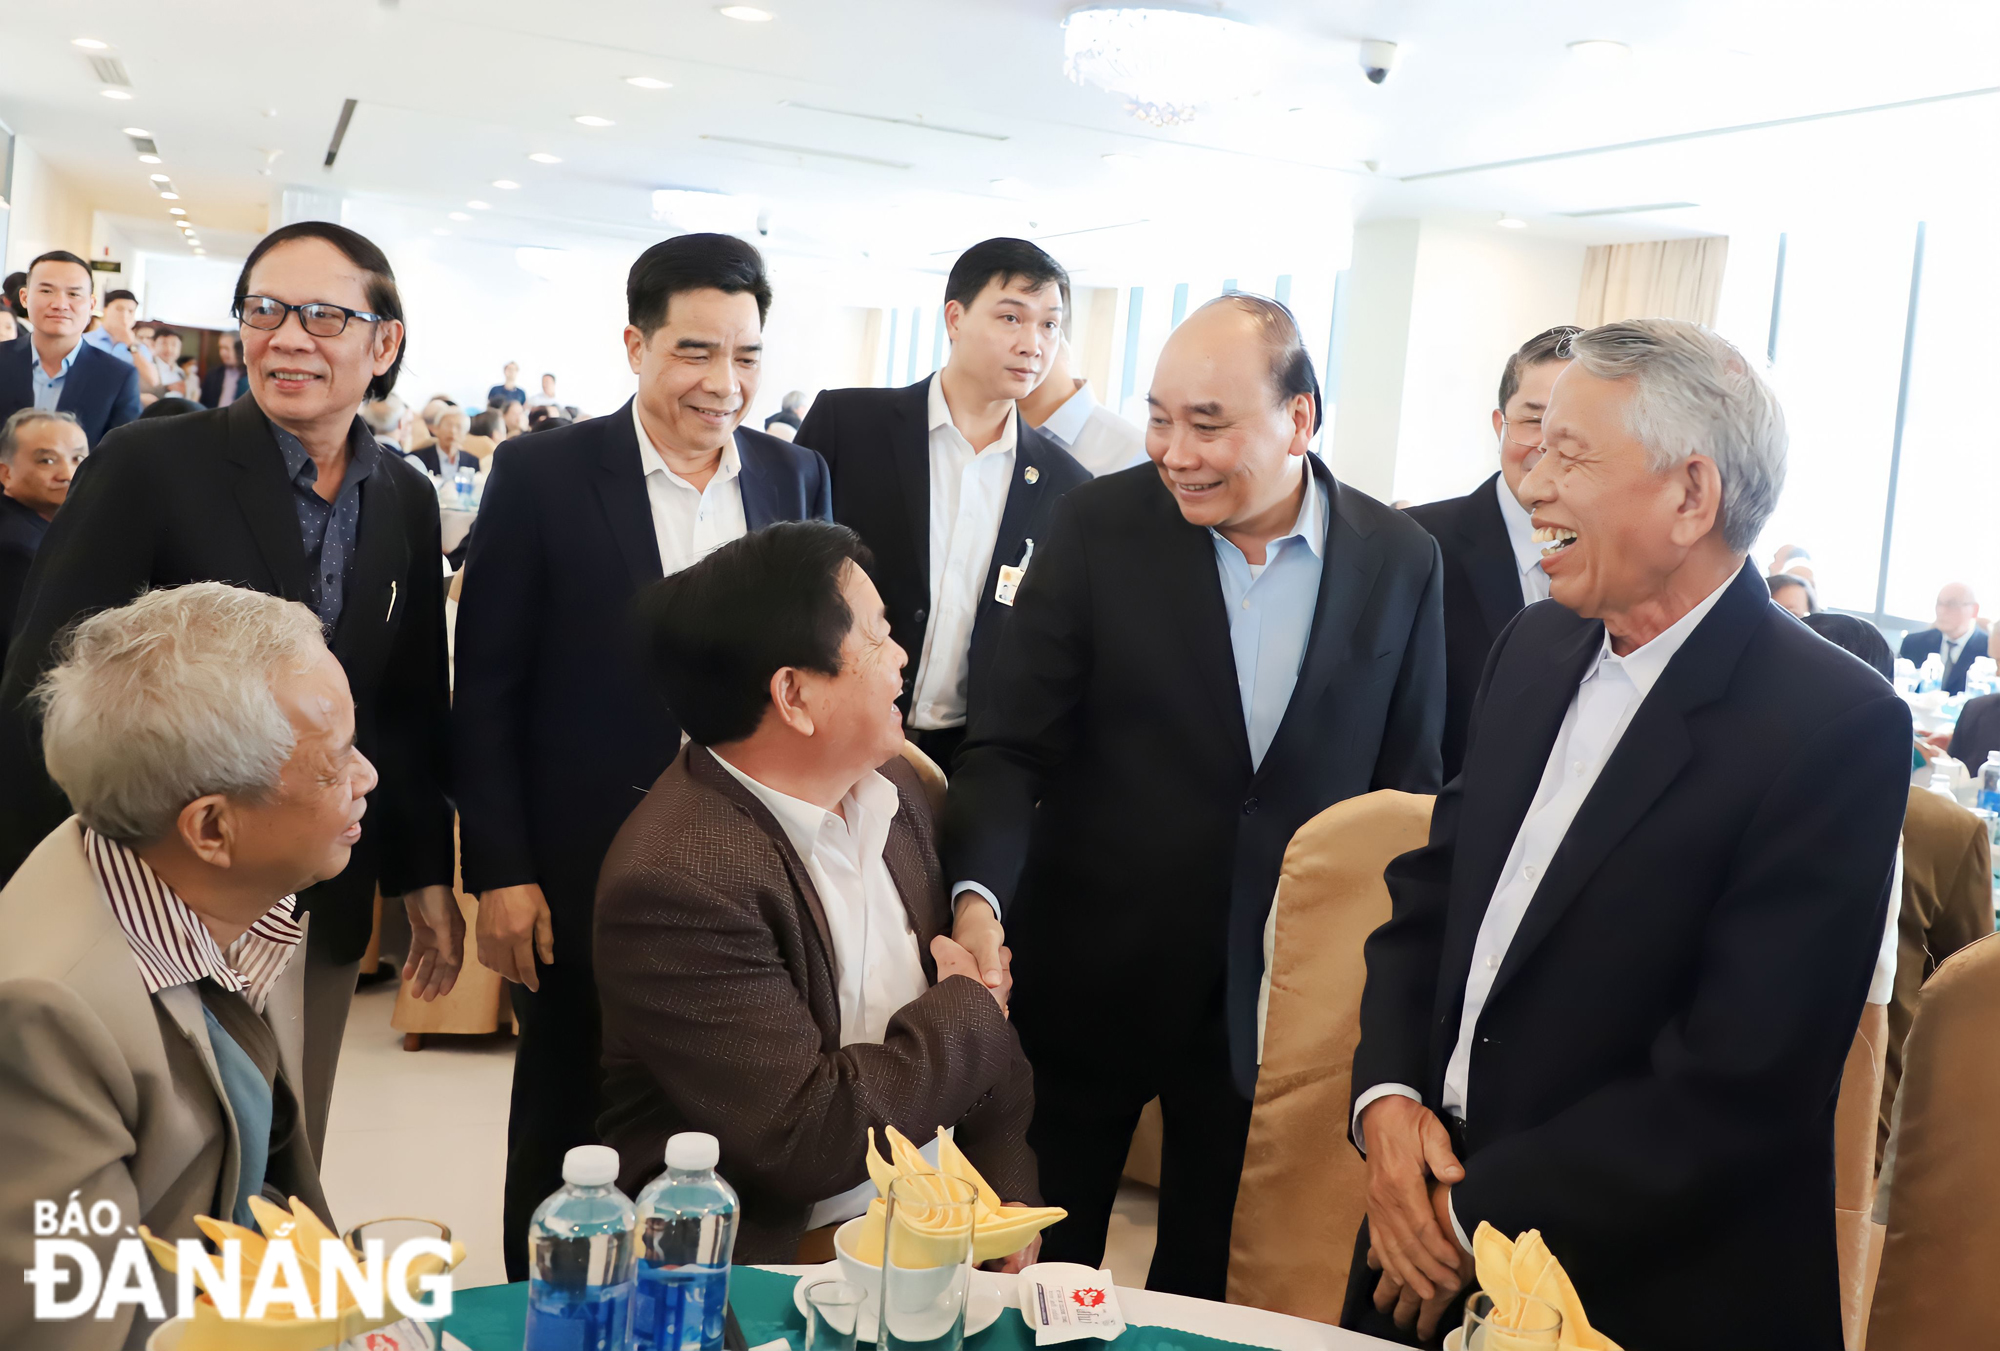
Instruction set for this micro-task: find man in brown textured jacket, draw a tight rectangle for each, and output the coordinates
[595,520,1040,1262]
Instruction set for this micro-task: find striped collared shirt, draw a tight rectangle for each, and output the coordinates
[84,828,303,1013]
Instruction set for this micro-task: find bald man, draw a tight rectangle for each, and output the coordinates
[1900,582,1986,694]
[944,295,1443,1298]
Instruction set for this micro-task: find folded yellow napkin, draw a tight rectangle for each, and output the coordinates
[1471,1222,1621,1351]
[847,1126,1067,1266]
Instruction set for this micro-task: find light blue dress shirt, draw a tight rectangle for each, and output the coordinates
[81,328,132,361]
[30,342,79,412]
[1209,468,1327,770]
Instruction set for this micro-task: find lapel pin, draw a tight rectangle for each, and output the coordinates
[1024,466,1040,484]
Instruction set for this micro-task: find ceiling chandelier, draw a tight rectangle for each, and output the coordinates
[1062,6,1264,128]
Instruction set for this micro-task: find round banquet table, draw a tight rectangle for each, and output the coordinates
[436,1264,1404,1351]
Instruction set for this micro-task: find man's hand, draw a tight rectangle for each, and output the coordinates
[1359,1095,1465,1301]
[477,883,553,991]
[401,885,465,1001]
[931,934,1006,1013]
[950,892,1011,1006]
[1369,1181,1473,1338]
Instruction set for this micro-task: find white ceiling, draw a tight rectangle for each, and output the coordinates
[5,0,2000,279]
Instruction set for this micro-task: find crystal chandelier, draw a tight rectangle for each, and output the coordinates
[1062,6,1264,128]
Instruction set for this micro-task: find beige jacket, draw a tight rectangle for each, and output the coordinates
[0,820,327,1350]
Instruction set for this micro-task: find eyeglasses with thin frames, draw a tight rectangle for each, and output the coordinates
[1501,416,1545,449]
[233,294,385,338]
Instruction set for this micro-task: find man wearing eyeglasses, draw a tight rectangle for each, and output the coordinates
[0,222,461,1162]
[1403,326,1579,782]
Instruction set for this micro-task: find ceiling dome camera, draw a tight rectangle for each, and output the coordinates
[1359,39,1401,85]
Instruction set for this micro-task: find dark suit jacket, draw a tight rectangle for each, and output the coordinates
[796,379,1090,733]
[452,403,831,951]
[1352,562,1912,1349]
[199,364,244,409]
[1404,473,1525,783]
[1947,690,2000,771]
[402,442,478,477]
[0,397,454,961]
[0,494,47,668]
[1899,624,1987,694]
[595,745,1038,1261]
[945,454,1445,1096]
[0,335,141,445]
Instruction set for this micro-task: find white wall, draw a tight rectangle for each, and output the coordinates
[3,139,93,274]
[141,254,244,329]
[1328,221,1421,501]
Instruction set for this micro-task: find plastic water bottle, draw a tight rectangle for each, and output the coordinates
[453,462,478,509]
[1918,651,1945,694]
[1980,752,2000,814]
[525,1145,636,1351]
[630,1132,740,1351]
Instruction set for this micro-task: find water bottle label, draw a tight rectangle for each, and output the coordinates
[1980,790,2000,813]
[631,1264,729,1351]
[526,1277,633,1351]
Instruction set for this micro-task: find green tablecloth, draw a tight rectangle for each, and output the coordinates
[439,1267,1265,1351]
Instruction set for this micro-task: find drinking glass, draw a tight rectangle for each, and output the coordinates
[803,1278,866,1351]
[879,1175,978,1351]
[1461,1291,1562,1350]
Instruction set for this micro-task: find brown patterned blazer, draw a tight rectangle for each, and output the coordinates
[594,743,1039,1261]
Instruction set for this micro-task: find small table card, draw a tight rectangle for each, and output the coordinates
[1017,1263,1126,1345]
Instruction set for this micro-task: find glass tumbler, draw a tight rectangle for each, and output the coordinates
[803,1278,865,1351]
[1461,1291,1562,1351]
[878,1175,978,1351]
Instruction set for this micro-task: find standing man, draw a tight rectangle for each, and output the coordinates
[82,288,145,364]
[0,251,141,444]
[1404,326,1580,782]
[796,238,1089,771]
[1346,321,1910,1347]
[488,360,527,409]
[0,409,86,666]
[452,232,832,1280]
[200,330,248,407]
[944,295,1445,1298]
[0,222,463,1161]
[1899,582,1986,693]
[1016,332,1146,477]
[527,371,562,409]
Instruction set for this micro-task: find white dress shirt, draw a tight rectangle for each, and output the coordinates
[1352,570,1737,1244]
[1037,380,1147,477]
[909,373,1018,731]
[633,399,748,577]
[708,752,931,1228]
[1493,474,1551,606]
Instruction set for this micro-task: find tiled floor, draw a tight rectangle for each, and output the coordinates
[318,984,1161,1290]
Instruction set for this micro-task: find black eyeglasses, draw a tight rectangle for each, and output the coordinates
[233,294,385,338]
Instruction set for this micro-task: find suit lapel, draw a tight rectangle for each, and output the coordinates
[974,425,1051,626]
[1461,474,1528,642]
[597,400,666,591]
[156,984,245,1222]
[880,791,943,982]
[736,428,779,530]
[0,337,29,411]
[690,746,835,957]
[891,379,932,579]
[330,445,410,662]
[1151,478,1254,773]
[221,399,311,600]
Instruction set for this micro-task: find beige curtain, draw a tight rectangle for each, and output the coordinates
[1576,236,1730,327]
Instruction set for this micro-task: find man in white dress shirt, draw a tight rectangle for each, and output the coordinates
[1347,320,1912,1347]
[1017,331,1147,477]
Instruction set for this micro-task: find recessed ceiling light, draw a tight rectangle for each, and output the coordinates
[159,191,179,200]
[527,152,563,164]
[718,5,774,20]
[148,173,170,182]
[72,37,109,49]
[137,153,161,164]
[168,207,186,215]
[100,89,134,101]
[491,179,520,189]
[449,211,471,221]
[1566,39,1631,63]
[121,126,151,137]
[434,227,451,236]
[1101,152,1139,166]
[466,199,491,210]
[573,115,615,127]
[193,248,206,255]
[625,76,672,90]
[1497,215,1527,229]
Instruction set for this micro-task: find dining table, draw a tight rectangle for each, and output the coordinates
[435,1264,1404,1351]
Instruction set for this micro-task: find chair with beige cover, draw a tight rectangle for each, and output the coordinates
[897,740,948,818]
[1833,1001,1888,1348]
[1866,932,2000,1351]
[1226,789,1435,1321]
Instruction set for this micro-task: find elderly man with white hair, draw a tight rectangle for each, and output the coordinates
[1346,320,1911,1347]
[0,583,368,1350]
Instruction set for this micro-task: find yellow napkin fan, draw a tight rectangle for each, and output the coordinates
[1471,1222,1620,1351]
[845,1126,1066,1266]
[139,1196,464,1350]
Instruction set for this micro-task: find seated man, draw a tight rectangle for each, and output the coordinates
[0,582,375,1349]
[596,520,1038,1263]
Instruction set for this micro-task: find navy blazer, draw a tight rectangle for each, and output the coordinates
[1898,623,1987,695]
[796,379,1090,732]
[0,334,141,445]
[452,402,831,948]
[1353,562,1911,1347]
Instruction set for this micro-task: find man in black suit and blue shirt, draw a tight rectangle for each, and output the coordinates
[1898,581,1986,694]
[1404,326,1579,782]
[1348,320,1911,1348]
[451,233,832,1279]
[0,409,86,666]
[0,251,141,445]
[945,295,1445,1299]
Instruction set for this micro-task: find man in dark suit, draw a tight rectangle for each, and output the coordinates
[1404,326,1579,782]
[597,522,1039,1261]
[0,221,462,1164]
[199,330,248,408]
[795,238,1089,780]
[944,295,1444,1299]
[0,409,87,666]
[0,252,141,444]
[1347,320,1910,1348]
[452,233,832,1279]
[1899,582,1987,694]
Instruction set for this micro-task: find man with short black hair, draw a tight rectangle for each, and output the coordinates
[0,409,86,666]
[200,331,247,408]
[0,251,141,444]
[528,371,561,409]
[1403,326,1579,782]
[488,360,527,409]
[453,231,833,1279]
[797,238,1089,780]
[83,288,145,364]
